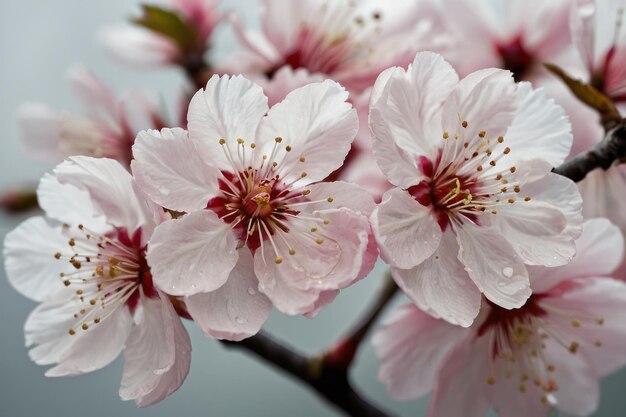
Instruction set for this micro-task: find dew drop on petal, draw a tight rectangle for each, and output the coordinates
[159,186,170,195]
[502,267,514,278]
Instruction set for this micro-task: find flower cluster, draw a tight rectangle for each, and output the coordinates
[3,0,626,416]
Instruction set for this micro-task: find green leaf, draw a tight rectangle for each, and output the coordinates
[132,4,198,53]
[544,62,622,123]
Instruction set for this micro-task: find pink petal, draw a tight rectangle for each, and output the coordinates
[370,52,459,188]
[53,156,148,232]
[373,304,468,401]
[441,68,517,145]
[498,82,572,172]
[530,218,623,292]
[99,26,179,67]
[306,180,376,216]
[186,249,272,341]
[37,173,107,231]
[455,222,531,309]
[4,217,74,302]
[147,210,238,296]
[187,74,268,171]
[427,335,491,417]
[257,80,358,183]
[392,230,481,327]
[119,295,191,407]
[18,103,63,160]
[45,306,133,377]
[542,277,626,377]
[372,188,442,269]
[132,128,220,213]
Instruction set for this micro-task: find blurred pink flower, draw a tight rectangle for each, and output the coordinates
[439,0,575,77]
[374,218,626,417]
[226,0,450,93]
[19,67,166,167]
[131,75,377,324]
[3,156,190,407]
[100,0,223,67]
[370,52,582,326]
[572,0,626,103]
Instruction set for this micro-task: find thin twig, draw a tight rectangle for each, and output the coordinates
[323,273,399,369]
[553,121,626,182]
[221,331,398,417]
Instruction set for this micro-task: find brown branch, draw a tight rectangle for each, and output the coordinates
[221,331,398,417]
[553,121,626,182]
[323,274,399,370]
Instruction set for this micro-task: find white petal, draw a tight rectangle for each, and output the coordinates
[372,304,468,401]
[18,103,63,160]
[147,210,238,296]
[4,217,72,302]
[24,298,81,365]
[99,26,178,67]
[441,68,517,146]
[54,156,147,232]
[540,277,626,377]
[392,230,481,327]
[132,128,220,213]
[187,74,268,171]
[456,222,531,309]
[37,173,107,231]
[305,180,376,216]
[186,249,272,341]
[119,295,191,407]
[427,336,491,417]
[499,82,572,171]
[372,188,442,269]
[256,80,358,184]
[46,306,133,376]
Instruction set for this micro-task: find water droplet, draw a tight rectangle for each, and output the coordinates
[502,267,514,278]
[247,287,256,295]
[235,316,247,325]
[159,186,170,195]
[191,284,196,289]
[171,285,176,290]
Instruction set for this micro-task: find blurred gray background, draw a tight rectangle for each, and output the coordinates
[0,1,624,416]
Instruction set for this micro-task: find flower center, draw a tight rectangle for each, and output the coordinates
[54,224,154,336]
[408,119,532,231]
[207,137,335,264]
[496,36,534,80]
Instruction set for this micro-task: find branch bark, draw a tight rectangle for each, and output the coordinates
[221,331,398,417]
[553,121,626,182]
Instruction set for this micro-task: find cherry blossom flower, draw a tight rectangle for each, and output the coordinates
[3,156,191,407]
[227,0,449,93]
[19,67,166,167]
[131,74,377,323]
[572,0,626,103]
[100,0,223,68]
[373,218,626,417]
[439,0,575,78]
[370,52,582,326]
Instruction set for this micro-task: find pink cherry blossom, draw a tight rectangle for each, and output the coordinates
[572,0,626,103]
[100,0,223,67]
[438,0,575,78]
[19,67,166,167]
[370,52,582,326]
[3,156,191,407]
[374,218,626,417]
[227,0,450,93]
[131,74,377,324]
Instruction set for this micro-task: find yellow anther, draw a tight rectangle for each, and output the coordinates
[461,120,468,128]
[285,146,292,152]
[487,376,496,385]
[219,138,226,145]
[572,320,581,328]
[68,329,76,336]
[503,147,511,154]
[237,138,245,144]
[508,198,516,204]
[299,156,306,163]
[443,131,450,139]
[289,248,296,256]
[497,136,504,143]
[514,185,521,193]
[81,323,89,330]
[327,197,334,203]
[300,172,308,178]
[510,167,517,173]
[479,131,486,138]
[54,252,62,259]
[274,256,283,265]
[315,238,324,245]
[275,137,283,143]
